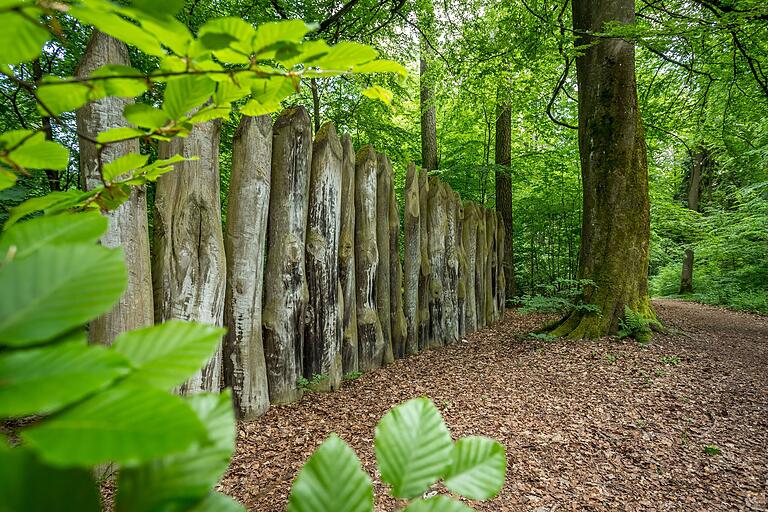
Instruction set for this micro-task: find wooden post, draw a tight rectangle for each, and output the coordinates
[389,174,406,358]
[455,192,466,336]
[304,123,343,391]
[417,170,431,350]
[485,207,497,325]
[496,212,506,320]
[376,153,393,364]
[153,119,225,394]
[339,134,358,374]
[77,31,153,345]
[355,146,385,370]
[223,115,271,418]
[443,182,459,344]
[403,163,421,355]
[262,107,312,404]
[427,175,447,346]
[462,201,478,332]
[476,205,487,328]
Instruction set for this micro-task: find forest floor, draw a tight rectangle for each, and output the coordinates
[219,300,768,511]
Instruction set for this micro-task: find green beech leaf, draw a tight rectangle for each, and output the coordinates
[198,17,255,63]
[124,103,171,130]
[0,341,130,418]
[37,78,93,115]
[311,42,378,71]
[0,244,126,347]
[69,6,165,57]
[90,64,148,97]
[353,60,408,77]
[374,398,452,499]
[103,152,149,182]
[163,75,216,119]
[362,86,394,105]
[404,496,473,512]
[252,20,311,59]
[21,384,206,466]
[97,126,147,143]
[0,11,49,65]
[188,492,245,512]
[3,190,83,228]
[287,434,373,512]
[0,211,107,260]
[443,436,506,500]
[0,448,100,511]
[113,320,225,390]
[115,392,236,512]
[0,131,69,170]
[242,76,296,116]
[0,168,17,191]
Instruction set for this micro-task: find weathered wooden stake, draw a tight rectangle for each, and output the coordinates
[77,31,153,345]
[476,205,487,327]
[389,175,407,358]
[443,182,459,344]
[304,123,343,391]
[427,176,447,346]
[455,192,467,336]
[355,146,385,370]
[462,201,478,332]
[339,134,359,374]
[403,164,421,355]
[262,107,312,404]
[485,207,497,325]
[417,170,431,350]
[153,120,225,394]
[223,115,271,418]
[376,153,393,364]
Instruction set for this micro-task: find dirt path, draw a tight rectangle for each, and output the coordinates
[219,300,768,511]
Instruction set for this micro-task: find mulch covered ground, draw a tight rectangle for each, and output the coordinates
[219,300,768,511]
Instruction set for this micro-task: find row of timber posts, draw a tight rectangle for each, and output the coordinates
[82,42,508,418]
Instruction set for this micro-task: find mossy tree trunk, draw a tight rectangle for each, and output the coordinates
[223,115,271,419]
[376,153,394,364]
[427,176,447,346]
[551,0,654,338]
[403,163,421,355]
[417,170,431,350]
[355,146,385,370]
[153,119,225,394]
[679,147,707,294]
[77,31,153,345]
[304,123,343,391]
[443,183,459,344]
[262,107,311,404]
[339,134,359,373]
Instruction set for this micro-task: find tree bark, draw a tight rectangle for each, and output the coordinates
[484,207,497,325]
[455,192,467,336]
[495,101,516,298]
[339,134,359,373]
[417,169,431,350]
[376,153,394,364]
[77,31,153,346]
[475,206,487,327]
[262,107,312,404]
[551,0,655,338]
[223,115,271,419]
[496,212,506,318]
[403,163,421,355]
[462,201,478,332]
[153,120,225,394]
[419,0,438,171]
[304,123,343,391]
[427,176,447,346]
[679,148,706,294]
[355,146,385,370]
[389,177,406,359]
[443,182,459,343]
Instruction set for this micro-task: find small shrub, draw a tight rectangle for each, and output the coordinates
[704,444,722,456]
[516,279,597,315]
[660,355,680,366]
[527,332,557,342]
[604,353,618,364]
[343,371,364,381]
[618,306,661,344]
[298,373,329,391]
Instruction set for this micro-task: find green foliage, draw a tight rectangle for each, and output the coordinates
[527,332,556,342]
[343,370,364,381]
[704,445,722,456]
[660,355,680,366]
[515,279,598,315]
[288,398,506,511]
[617,307,659,344]
[297,373,329,391]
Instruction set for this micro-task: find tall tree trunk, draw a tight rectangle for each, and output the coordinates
[417,169,431,350]
[153,120,225,394]
[462,201,478,332]
[376,153,394,364]
[355,146,385,370]
[339,134,359,373]
[403,163,421,355]
[304,123,343,390]
[419,0,438,171]
[77,31,153,346]
[494,101,516,298]
[427,176,447,346]
[443,183,459,343]
[496,212,506,317]
[223,115,271,419]
[389,179,406,358]
[679,148,706,294]
[551,0,654,338]
[262,107,312,404]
